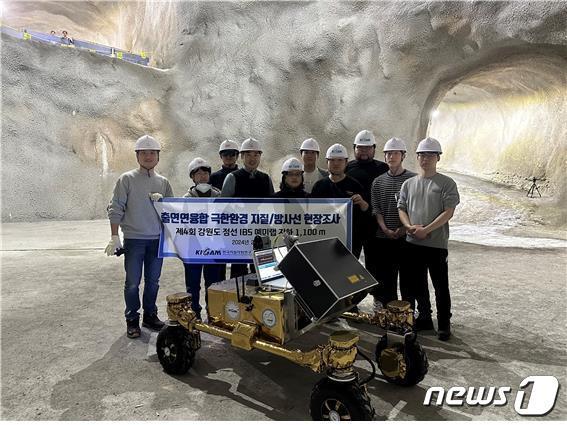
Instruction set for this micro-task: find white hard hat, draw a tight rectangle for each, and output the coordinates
[326,143,349,159]
[354,129,376,146]
[299,138,320,153]
[282,158,304,173]
[134,135,161,151]
[383,137,407,152]
[416,137,443,154]
[188,157,211,177]
[240,137,262,153]
[219,139,240,153]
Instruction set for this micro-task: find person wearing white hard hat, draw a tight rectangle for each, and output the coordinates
[345,130,389,295]
[221,137,275,277]
[209,139,240,281]
[106,135,174,338]
[182,157,222,319]
[370,137,417,312]
[210,139,240,191]
[397,137,460,341]
[220,138,274,198]
[274,157,308,198]
[311,144,369,299]
[299,138,329,193]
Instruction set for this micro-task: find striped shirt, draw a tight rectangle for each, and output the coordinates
[371,169,417,238]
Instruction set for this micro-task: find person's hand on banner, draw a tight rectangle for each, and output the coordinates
[105,235,122,256]
[149,192,163,202]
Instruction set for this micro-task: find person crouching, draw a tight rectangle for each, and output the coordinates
[183,157,223,319]
[274,158,308,198]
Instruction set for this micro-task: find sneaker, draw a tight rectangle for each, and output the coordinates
[438,326,451,341]
[142,314,165,331]
[414,317,434,331]
[126,320,141,339]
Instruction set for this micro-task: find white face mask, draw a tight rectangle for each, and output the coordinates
[195,183,212,193]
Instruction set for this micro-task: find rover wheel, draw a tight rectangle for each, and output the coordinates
[375,335,428,386]
[156,324,195,375]
[309,377,375,421]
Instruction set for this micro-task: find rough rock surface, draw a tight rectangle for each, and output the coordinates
[2,1,566,221]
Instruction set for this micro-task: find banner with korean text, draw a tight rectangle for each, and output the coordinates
[154,198,352,264]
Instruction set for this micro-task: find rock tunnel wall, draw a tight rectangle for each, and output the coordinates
[1,36,179,220]
[2,1,566,221]
[428,52,567,199]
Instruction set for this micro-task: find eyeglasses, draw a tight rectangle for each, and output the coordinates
[417,152,438,158]
[220,151,238,157]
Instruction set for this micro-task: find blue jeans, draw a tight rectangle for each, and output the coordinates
[123,239,163,321]
[184,263,223,314]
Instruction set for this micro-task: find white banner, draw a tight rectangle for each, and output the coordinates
[154,198,352,263]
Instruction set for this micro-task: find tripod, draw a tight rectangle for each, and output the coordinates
[527,177,541,198]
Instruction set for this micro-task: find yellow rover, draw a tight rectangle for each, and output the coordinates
[156,237,428,420]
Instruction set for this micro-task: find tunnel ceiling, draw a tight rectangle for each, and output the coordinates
[440,54,567,105]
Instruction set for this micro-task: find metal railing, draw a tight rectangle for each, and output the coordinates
[1,25,151,66]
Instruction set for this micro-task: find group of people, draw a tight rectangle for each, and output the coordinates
[50,30,74,44]
[106,130,459,341]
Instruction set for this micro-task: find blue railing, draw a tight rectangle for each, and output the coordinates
[1,25,150,66]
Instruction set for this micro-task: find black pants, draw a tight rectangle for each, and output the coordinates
[352,235,379,280]
[218,264,227,281]
[406,243,451,328]
[351,236,379,304]
[183,263,224,314]
[373,238,413,305]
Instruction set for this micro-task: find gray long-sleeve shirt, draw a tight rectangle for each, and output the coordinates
[107,168,174,239]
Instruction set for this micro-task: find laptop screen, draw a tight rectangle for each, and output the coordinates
[253,248,284,283]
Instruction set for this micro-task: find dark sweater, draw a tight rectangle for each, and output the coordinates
[232,168,273,198]
[345,159,388,237]
[310,176,368,240]
[210,165,238,190]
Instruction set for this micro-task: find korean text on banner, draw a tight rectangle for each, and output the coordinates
[154,198,352,264]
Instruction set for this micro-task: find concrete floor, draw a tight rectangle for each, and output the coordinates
[1,220,566,420]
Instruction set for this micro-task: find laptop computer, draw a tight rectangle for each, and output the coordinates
[252,246,289,289]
